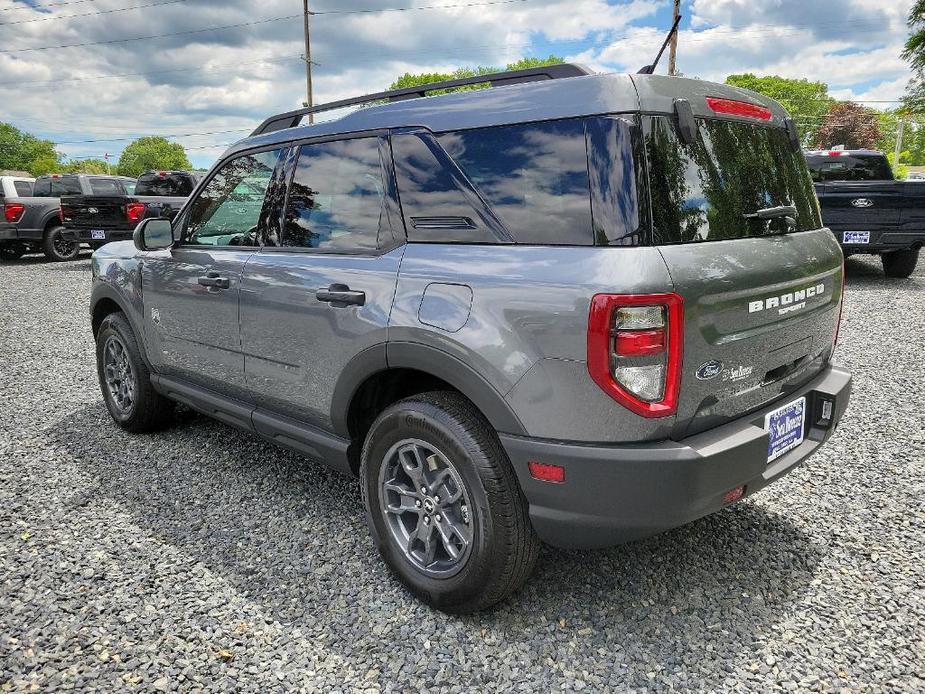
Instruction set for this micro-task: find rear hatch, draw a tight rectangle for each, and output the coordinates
[640,106,842,439]
[60,195,133,230]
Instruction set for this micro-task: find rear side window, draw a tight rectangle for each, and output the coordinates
[436,120,593,245]
[34,176,81,196]
[804,154,893,182]
[89,178,122,195]
[645,116,822,244]
[135,173,195,196]
[282,137,387,251]
[13,180,33,196]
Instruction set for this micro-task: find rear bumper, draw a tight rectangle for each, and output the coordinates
[500,363,852,549]
[63,227,134,244]
[830,227,925,253]
[0,224,42,242]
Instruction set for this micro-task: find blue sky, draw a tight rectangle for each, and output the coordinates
[0,0,915,169]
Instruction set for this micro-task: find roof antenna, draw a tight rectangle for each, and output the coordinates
[637,14,682,75]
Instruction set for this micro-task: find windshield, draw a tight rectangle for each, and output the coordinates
[804,153,893,182]
[645,116,822,244]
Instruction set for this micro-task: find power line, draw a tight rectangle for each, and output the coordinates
[0,0,185,26]
[0,0,100,11]
[0,0,531,54]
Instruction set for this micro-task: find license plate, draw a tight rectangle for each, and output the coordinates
[90,229,106,240]
[843,231,869,244]
[764,396,806,463]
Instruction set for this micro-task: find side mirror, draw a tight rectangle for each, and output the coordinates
[133,217,173,251]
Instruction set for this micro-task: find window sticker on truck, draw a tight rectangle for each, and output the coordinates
[843,231,870,244]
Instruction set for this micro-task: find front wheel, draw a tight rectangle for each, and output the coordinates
[882,248,920,278]
[95,312,174,432]
[360,392,539,613]
[42,225,79,262]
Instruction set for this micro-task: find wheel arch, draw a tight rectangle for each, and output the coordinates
[90,283,154,370]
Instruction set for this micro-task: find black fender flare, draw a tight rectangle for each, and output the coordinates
[89,282,154,371]
[41,209,63,232]
[329,341,527,439]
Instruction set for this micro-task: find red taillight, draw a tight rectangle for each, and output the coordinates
[125,202,146,224]
[706,97,772,121]
[528,461,565,484]
[158,171,168,176]
[826,151,846,157]
[587,293,683,418]
[4,203,25,223]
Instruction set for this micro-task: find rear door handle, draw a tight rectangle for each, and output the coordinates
[198,272,230,289]
[315,283,366,307]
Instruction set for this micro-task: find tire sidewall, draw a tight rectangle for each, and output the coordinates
[361,400,504,609]
[96,316,140,425]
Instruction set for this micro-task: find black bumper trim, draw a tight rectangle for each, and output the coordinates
[500,363,852,549]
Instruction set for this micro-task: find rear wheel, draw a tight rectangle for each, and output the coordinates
[360,391,539,613]
[42,225,79,262]
[0,245,25,261]
[882,248,919,278]
[95,312,174,432]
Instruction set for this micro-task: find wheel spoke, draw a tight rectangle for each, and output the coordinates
[435,516,470,559]
[398,445,426,488]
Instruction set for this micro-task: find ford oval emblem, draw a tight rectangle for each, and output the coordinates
[696,360,723,380]
[851,198,873,208]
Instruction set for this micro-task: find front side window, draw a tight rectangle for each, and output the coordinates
[645,116,822,244]
[282,137,386,251]
[185,149,281,246]
[89,178,122,195]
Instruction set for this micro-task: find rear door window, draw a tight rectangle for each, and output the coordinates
[804,153,893,182]
[645,116,822,244]
[13,180,33,196]
[135,173,195,196]
[34,176,81,196]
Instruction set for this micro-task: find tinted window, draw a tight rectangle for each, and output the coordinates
[645,117,822,244]
[34,176,80,197]
[437,120,593,245]
[186,150,280,246]
[586,116,646,245]
[123,181,136,195]
[392,132,500,244]
[135,173,195,196]
[13,180,33,196]
[282,137,385,251]
[89,178,122,195]
[804,154,893,182]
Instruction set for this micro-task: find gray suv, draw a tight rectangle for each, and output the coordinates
[89,65,852,612]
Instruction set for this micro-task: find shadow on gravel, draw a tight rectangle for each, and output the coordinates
[844,255,924,291]
[51,402,821,683]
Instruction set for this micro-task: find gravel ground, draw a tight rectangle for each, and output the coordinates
[1,251,923,693]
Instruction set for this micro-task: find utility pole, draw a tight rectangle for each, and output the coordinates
[667,0,680,76]
[894,115,905,171]
[302,0,314,123]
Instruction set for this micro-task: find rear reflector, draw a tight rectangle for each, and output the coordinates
[722,485,746,505]
[528,461,565,484]
[588,293,683,418]
[706,97,772,121]
[3,203,25,223]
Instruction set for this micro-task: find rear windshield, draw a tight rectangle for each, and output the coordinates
[135,173,195,196]
[34,176,81,197]
[14,180,33,196]
[804,153,893,182]
[645,116,822,244]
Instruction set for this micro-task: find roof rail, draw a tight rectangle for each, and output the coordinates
[250,63,594,137]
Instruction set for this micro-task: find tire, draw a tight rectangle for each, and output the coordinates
[95,311,174,433]
[42,225,79,261]
[360,391,539,613]
[0,245,25,261]
[882,248,920,278]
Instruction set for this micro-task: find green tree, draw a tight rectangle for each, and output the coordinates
[0,122,63,175]
[116,137,192,178]
[877,110,925,167]
[903,1,925,110]
[388,55,564,95]
[812,102,882,150]
[64,158,111,174]
[724,74,833,145]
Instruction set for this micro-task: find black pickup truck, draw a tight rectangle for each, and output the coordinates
[805,149,923,278]
[61,170,200,247]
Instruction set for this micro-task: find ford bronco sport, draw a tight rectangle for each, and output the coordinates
[89,64,852,612]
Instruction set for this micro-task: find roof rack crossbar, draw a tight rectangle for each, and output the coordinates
[251,63,593,136]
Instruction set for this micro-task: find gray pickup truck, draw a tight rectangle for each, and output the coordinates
[62,170,200,248]
[89,66,852,612]
[1,173,135,261]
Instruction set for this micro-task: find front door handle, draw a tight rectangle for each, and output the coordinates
[315,283,366,307]
[198,272,230,289]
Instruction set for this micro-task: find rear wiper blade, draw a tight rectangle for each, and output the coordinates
[743,205,798,220]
